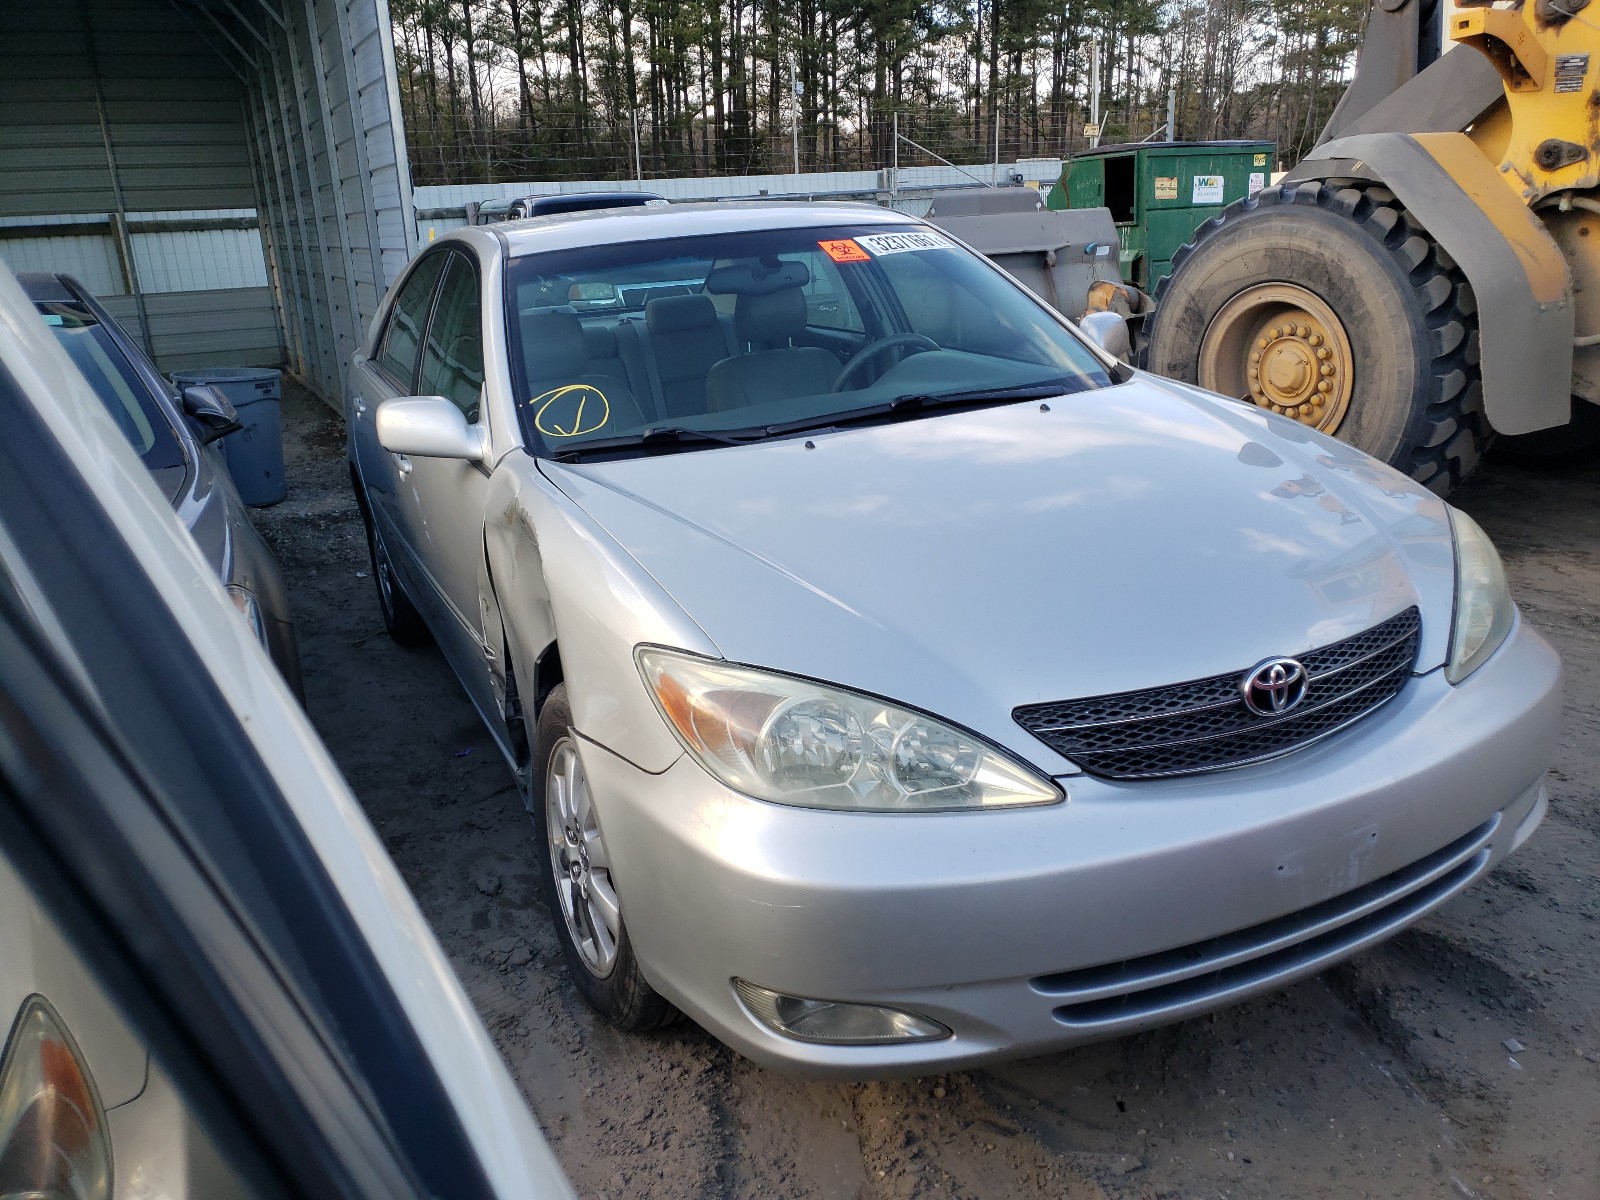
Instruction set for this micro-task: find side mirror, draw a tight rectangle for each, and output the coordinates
[375,396,485,462]
[1078,311,1133,364]
[180,384,242,444]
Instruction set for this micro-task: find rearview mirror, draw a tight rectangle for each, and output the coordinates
[1078,311,1133,364]
[375,396,485,462]
[179,384,242,444]
[568,282,620,308]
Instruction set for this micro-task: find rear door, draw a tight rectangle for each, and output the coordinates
[350,250,448,580]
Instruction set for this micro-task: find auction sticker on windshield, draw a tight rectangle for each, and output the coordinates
[856,230,955,256]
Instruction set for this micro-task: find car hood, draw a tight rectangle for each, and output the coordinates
[540,378,1457,774]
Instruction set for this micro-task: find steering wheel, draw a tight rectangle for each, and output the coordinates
[831,333,941,392]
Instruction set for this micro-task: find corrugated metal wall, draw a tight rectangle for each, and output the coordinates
[237,0,415,400]
[0,0,415,403]
[101,289,282,372]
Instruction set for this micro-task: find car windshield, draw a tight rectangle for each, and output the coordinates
[504,222,1117,457]
[35,303,185,470]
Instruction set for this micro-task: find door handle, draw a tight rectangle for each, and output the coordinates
[354,395,367,417]
[395,453,413,476]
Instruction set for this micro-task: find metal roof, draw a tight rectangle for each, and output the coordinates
[1,0,416,401]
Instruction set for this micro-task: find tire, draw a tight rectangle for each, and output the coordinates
[1145,179,1490,497]
[355,487,430,647]
[530,684,678,1032]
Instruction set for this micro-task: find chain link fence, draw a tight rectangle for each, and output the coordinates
[404,100,1180,189]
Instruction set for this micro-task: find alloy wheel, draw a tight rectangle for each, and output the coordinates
[545,737,620,978]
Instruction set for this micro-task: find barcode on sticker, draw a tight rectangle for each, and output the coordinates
[855,230,955,256]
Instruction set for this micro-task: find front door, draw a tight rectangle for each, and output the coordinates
[390,250,501,723]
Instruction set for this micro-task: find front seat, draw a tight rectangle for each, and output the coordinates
[519,311,646,440]
[642,295,733,417]
[705,286,839,412]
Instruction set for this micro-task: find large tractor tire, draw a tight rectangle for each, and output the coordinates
[1145,179,1490,496]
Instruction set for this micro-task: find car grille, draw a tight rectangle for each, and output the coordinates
[1031,814,1498,1030]
[1013,607,1422,780]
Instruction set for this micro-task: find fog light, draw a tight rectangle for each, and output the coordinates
[734,979,950,1045]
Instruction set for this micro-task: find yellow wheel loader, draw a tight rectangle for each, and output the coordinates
[1145,0,1600,495]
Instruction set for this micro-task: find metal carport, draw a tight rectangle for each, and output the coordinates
[0,0,416,403]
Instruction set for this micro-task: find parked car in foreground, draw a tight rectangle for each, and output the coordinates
[473,190,668,224]
[348,203,1561,1077]
[17,272,302,698]
[0,263,572,1198]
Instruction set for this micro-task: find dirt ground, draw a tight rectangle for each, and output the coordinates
[253,384,1599,1200]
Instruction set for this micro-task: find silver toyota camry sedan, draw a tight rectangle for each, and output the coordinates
[347,203,1561,1076]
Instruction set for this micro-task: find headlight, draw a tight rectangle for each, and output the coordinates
[225,584,267,647]
[1446,507,1514,684]
[636,648,1061,811]
[0,996,113,1200]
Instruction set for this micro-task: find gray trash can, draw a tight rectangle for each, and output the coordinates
[174,367,285,506]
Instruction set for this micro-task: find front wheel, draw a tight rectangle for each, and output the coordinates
[1146,180,1490,496]
[530,684,678,1031]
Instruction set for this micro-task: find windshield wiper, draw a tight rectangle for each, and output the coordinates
[549,424,767,462]
[762,380,1078,438]
[889,381,1077,409]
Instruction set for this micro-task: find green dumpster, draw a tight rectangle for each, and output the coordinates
[1046,141,1274,292]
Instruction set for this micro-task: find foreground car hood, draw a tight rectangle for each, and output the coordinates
[542,379,1456,773]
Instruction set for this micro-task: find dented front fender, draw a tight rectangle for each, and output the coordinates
[482,454,717,773]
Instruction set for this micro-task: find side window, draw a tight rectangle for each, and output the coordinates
[417,254,485,423]
[376,253,447,388]
[800,251,865,333]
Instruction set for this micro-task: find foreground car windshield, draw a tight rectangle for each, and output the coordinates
[504,223,1115,456]
[34,301,185,470]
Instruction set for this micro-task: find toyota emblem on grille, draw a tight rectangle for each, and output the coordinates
[1241,657,1308,717]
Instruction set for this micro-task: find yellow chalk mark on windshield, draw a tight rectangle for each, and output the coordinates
[532,384,611,437]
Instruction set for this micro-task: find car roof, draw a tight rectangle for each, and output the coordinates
[15,271,80,304]
[478,190,663,215]
[485,199,921,258]
[527,190,662,205]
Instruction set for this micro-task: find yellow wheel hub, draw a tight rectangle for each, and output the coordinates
[1198,284,1354,432]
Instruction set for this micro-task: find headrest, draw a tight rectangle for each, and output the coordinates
[705,259,811,296]
[519,310,587,377]
[646,293,719,334]
[582,323,617,358]
[736,288,807,345]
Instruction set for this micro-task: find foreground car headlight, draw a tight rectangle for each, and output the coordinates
[1446,508,1514,684]
[636,648,1060,811]
[0,996,113,1199]
[225,584,267,647]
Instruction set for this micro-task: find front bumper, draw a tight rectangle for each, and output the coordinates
[582,615,1561,1076]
